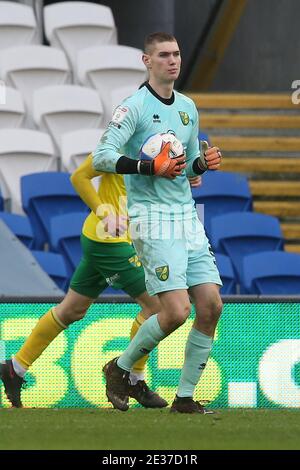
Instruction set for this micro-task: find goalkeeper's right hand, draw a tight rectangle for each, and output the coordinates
[138,142,186,178]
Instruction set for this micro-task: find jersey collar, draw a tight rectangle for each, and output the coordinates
[141,81,175,105]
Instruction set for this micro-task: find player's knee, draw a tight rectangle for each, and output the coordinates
[148,296,161,313]
[202,293,223,324]
[170,302,191,328]
[139,296,161,317]
[212,295,223,321]
[62,306,88,323]
[72,306,88,321]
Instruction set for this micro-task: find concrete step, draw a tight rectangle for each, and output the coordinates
[254,201,300,217]
[211,136,300,152]
[250,181,300,197]
[201,114,300,129]
[285,244,300,254]
[281,223,300,240]
[188,93,299,109]
[221,157,300,173]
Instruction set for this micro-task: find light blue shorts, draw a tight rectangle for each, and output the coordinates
[130,217,222,296]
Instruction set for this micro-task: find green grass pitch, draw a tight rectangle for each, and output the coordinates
[0,408,300,450]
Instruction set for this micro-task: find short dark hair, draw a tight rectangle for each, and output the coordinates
[144,32,177,53]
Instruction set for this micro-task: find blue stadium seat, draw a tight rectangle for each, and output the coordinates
[192,171,252,237]
[215,253,237,295]
[0,212,34,248]
[210,212,284,282]
[21,172,88,248]
[102,286,129,296]
[242,251,300,295]
[31,250,69,292]
[198,131,210,145]
[50,212,87,274]
[0,187,3,211]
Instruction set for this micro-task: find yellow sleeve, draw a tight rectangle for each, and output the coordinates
[70,154,104,216]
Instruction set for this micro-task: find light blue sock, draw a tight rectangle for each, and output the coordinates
[177,328,213,398]
[117,314,166,372]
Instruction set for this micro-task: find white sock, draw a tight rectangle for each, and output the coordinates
[129,371,145,385]
[12,357,27,378]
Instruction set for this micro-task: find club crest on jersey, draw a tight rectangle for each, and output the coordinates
[128,255,142,268]
[179,111,189,125]
[155,265,169,281]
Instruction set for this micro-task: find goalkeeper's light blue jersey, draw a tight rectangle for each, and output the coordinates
[93,83,201,221]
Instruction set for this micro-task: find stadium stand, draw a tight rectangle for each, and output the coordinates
[77,45,146,124]
[0,128,56,214]
[1,3,298,300]
[31,250,69,292]
[0,86,25,128]
[215,253,237,295]
[198,131,210,144]
[44,1,117,74]
[242,251,300,295]
[103,286,129,296]
[191,171,252,238]
[0,1,38,51]
[33,85,103,152]
[0,219,64,296]
[0,211,34,248]
[111,85,140,114]
[21,172,88,249]
[0,45,70,123]
[0,186,3,211]
[61,128,105,172]
[191,92,300,255]
[49,211,87,274]
[210,212,285,283]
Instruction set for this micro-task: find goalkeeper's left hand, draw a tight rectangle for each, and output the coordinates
[198,140,222,171]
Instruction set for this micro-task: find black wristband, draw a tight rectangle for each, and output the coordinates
[116,156,139,174]
[138,160,154,176]
[116,155,154,175]
[192,157,206,175]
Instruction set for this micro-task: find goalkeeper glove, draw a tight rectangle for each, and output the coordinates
[198,140,222,171]
[138,142,186,178]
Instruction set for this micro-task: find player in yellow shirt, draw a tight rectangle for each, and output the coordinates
[0,154,201,410]
[0,155,165,410]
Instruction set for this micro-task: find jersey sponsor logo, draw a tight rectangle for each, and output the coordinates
[153,114,161,123]
[112,106,129,122]
[108,121,121,129]
[155,265,169,281]
[179,111,190,125]
[105,273,120,286]
[128,255,142,268]
[109,106,129,128]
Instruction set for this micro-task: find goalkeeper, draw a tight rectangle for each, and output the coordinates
[94,32,223,414]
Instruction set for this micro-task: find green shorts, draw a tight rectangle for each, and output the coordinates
[70,234,146,299]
